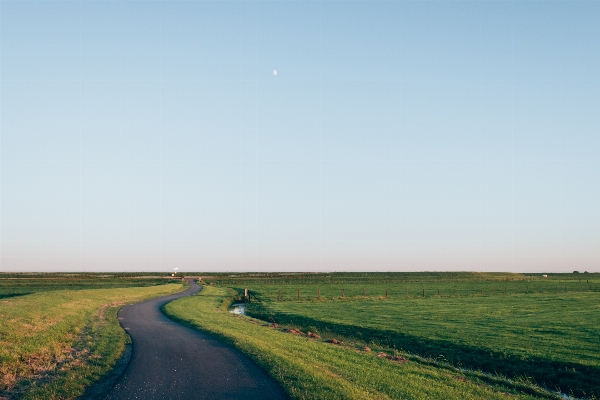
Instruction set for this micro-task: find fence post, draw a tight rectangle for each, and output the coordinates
[386,288,388,298]
[526,285,529,294]
[278,290,281,301]
[363,288,366,298]
[342,289,345,298]
[438,289,440,297]
[297,289,300,301]
[318,289,321,299]
[422,289,425,297]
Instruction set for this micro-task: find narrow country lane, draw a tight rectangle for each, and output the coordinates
[98,280,288,400]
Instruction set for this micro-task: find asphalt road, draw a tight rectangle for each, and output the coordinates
[100,280,288,400]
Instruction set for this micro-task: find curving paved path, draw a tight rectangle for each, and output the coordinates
[100,280,287,400]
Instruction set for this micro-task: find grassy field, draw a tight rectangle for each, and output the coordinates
[203,272,599,301]
[193,272,599,399]
[3,271,596,399]
[0,272,177,298]
[164,285,553,400]
[247,292,600,398]
[0,275,183,400]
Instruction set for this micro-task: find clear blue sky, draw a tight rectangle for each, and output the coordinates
[1,1,598,272]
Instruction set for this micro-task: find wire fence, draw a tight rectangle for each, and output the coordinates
[232,282,600,302]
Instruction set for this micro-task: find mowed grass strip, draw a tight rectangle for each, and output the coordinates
[0,283,183,400]
[164,285,547,400]
[246,289,600,399]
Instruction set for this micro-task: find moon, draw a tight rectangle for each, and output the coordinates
[273,70,277,76]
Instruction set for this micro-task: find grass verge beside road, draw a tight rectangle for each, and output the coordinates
[0,282,183,400]
[164,285,553,400]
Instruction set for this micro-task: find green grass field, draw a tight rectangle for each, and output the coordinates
[3,272,597,399]
[204,272,599,301]
[247,292,600,397]
[0,272,177,298]
[165,285,552,400]
[193,272,599,399]
[0,274,183,400]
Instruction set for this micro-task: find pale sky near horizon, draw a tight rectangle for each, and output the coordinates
[1,0,599,273]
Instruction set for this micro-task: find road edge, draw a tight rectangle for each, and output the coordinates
[79,280,195,400]
[78,313,133,400]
